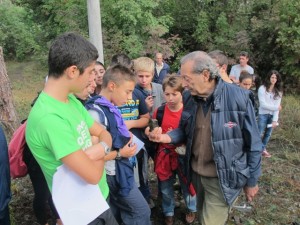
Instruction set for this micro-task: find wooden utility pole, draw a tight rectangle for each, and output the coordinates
[87,0,104,63]
[0,47,18,138]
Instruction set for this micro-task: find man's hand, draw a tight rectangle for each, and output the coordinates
[243,185,259,202]
[145,126,171,143]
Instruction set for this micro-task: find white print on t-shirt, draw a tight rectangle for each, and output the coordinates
[76,121,92,150]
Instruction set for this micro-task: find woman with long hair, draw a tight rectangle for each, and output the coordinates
[257,70,283,157]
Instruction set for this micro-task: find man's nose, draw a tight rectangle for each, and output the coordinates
[182,79,188,88]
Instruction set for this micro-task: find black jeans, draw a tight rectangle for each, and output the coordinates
[88,208,119,225]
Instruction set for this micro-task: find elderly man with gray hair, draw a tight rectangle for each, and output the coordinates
[147,51,262,225]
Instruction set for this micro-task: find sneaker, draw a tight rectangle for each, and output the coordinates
[147,198,155,209]
[262,149,271,158]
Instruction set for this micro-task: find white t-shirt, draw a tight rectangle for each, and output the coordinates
[230,64,254,81]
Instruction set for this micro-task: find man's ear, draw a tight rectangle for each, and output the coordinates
[202,70,211,81]
[65,65,79,79]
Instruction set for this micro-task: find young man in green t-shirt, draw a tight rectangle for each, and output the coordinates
[25,32,118,225]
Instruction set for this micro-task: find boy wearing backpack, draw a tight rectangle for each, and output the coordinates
[85,65,151,225]
[152,75,197,225]
[25,32,118,225]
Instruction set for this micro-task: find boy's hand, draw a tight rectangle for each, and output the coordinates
[120,137,137,158]
[145,95,154,111]
[85,143,105,161]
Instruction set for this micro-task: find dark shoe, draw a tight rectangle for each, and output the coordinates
[185,212,196,224]
[164,216,174,225]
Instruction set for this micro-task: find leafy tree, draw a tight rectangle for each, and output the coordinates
[0,1,40,60]
[276,0,300,78]
[100,0,174,61]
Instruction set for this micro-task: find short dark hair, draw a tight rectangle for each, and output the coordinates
[102,64,135,87]
[162,74,184,93]
[239,70,253,83]
[240,51,249,58]
[48,32,98,78]
[110,53,133,70]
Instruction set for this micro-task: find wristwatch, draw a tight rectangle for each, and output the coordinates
[115,150,122,160]
[100,141,111,155]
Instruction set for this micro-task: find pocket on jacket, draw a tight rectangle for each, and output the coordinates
[229,158,250,189]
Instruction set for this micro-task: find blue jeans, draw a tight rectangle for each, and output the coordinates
[160,171,197,216]
[258,114,274,149]
[107,175,151,225]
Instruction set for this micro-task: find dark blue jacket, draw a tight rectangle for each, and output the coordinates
[85,96,134,197]
[153,62,170,84]
[0,125,11,220]
[168,79,262,205]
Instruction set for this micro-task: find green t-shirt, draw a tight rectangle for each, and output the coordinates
[25,92,109,198]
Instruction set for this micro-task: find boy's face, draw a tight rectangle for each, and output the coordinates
[87,71,97,94]
[136,71,153,89]
[75,62,96,93]
[240,78,252,90]
[111,80,135,106]
[164,86,182,108]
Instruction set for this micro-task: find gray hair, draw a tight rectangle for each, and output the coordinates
[180,51,219,80]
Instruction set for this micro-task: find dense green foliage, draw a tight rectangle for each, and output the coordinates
[1,0,299,88]
[0,1,41,60]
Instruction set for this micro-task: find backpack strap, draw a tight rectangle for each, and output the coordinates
[85,96,109,129]
[156,104,166,127]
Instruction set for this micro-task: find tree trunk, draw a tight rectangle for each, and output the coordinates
[0,46,19,138]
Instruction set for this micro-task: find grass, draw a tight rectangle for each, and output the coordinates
[6,60,46,122]
[6,61,300,224]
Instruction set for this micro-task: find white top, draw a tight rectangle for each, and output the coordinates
[230,64,254,81]
[258,85,282,122]
[155,63,164,76]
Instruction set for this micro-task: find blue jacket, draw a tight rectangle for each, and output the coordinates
[153,62,170,84]
[0,126,11,218]
[168,79,262,205]
[85,96,134,197]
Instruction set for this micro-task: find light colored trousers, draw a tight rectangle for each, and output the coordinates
[192,172,230,225]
